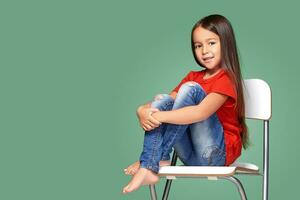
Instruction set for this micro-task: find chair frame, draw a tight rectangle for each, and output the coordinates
[149,79,271,200]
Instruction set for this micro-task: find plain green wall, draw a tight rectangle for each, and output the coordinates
[1,0,299,199]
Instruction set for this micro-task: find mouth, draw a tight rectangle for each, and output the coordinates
[203,56,214,63]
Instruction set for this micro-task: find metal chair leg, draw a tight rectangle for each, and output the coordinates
[149,185,157,200]
[222,176,247,200]
[263,120,269,200]
[162,152,178,200]
[160,152,248,200]
[162,179,173,200]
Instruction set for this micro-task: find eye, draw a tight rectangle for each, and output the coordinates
[209,41,216,46]
[194,44,202,49]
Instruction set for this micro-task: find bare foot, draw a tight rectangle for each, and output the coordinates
[124,161,140,175]
[122,168,159,194]
[124,160,171,176]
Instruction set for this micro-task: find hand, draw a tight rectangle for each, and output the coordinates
[137,106,162,131]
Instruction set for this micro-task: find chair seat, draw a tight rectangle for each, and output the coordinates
[230,162,260,174]
[158,166,236,177]
[158,162,259,178]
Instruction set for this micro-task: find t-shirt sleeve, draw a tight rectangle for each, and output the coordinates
[172,71,194,93]
[211,74,237,101]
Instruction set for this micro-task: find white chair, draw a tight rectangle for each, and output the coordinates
[149,79,272,200]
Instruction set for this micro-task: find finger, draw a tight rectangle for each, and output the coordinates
[142,122,152,130]
[140,123,146,129]
[127,169,133,175]
[142,124,150,131]
[147,122,159,129]
[124,169,130,175]
[147,123,157,131]
[144,124,153,131]
[145,120,156,128]
[130,169,136,175]
[149,116,161,126]
[148,109,162,125]
[141,122,149,130]
[129,168,135,174]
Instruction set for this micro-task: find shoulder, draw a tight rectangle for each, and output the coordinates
[215,69,234,85]
[211,69,237,100]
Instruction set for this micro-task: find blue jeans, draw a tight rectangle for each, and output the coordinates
[139,82,226,173]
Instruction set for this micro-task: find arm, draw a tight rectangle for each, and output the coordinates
[136,91,177,131]
[136,102,161,131]
[152,92,228,125]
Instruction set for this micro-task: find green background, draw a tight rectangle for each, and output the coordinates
[1,0,299,199]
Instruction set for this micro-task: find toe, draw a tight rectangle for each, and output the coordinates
[122,185,131,194]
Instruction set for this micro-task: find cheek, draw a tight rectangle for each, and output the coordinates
[215,52,221,60]
[196,52,201,58]
[194,50,202,59]
[213,48,221,60]
[194,52,204,64]
[214,53,221,64]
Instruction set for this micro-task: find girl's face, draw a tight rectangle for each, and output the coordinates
[193,26,222,72]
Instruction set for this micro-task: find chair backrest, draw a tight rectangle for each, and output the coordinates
[243,79,272,120]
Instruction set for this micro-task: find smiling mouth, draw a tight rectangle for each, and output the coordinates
[203,57,214,62]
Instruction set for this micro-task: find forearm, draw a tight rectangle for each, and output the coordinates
[152,105,207,125]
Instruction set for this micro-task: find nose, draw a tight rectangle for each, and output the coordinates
[202,45,208,55]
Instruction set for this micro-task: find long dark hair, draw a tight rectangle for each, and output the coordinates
[191,14,249,149]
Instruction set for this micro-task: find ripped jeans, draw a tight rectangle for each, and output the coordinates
[139,81,226,173]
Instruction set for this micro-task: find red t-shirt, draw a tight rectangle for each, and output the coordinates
[172,69,242,165]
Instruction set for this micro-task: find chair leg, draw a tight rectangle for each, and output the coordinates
[162,179,173,200]
[162,152,178,200]
[222,176,247,200]
[149,185,157,200]
[263,120,269,200]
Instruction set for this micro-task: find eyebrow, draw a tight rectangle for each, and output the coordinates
[193,38,217,43]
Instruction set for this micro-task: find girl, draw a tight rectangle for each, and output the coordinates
[122,14,248,194]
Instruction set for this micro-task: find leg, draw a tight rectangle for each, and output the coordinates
[139,83,206,172]
[172,128,193,164]
[139,94,174,172]
[123,94,174,194]
[186,112,225,166]
[172,82,225,166]
[160,81,208,162]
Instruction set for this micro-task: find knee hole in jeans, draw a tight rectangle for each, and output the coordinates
[184,81,198,86]
[201,145,225,166]
[179,81,203,94]
[153,94,169,101]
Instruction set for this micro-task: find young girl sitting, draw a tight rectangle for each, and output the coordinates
[122,14,249,194]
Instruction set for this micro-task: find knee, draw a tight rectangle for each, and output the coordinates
[183,81,199,87]
[151,94,174,110]
[201,145,225,166]
[177,81,204,96]
[153,94,170,101]
[180,81,202,91]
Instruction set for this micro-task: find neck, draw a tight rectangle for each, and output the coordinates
[205,67,222,76]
